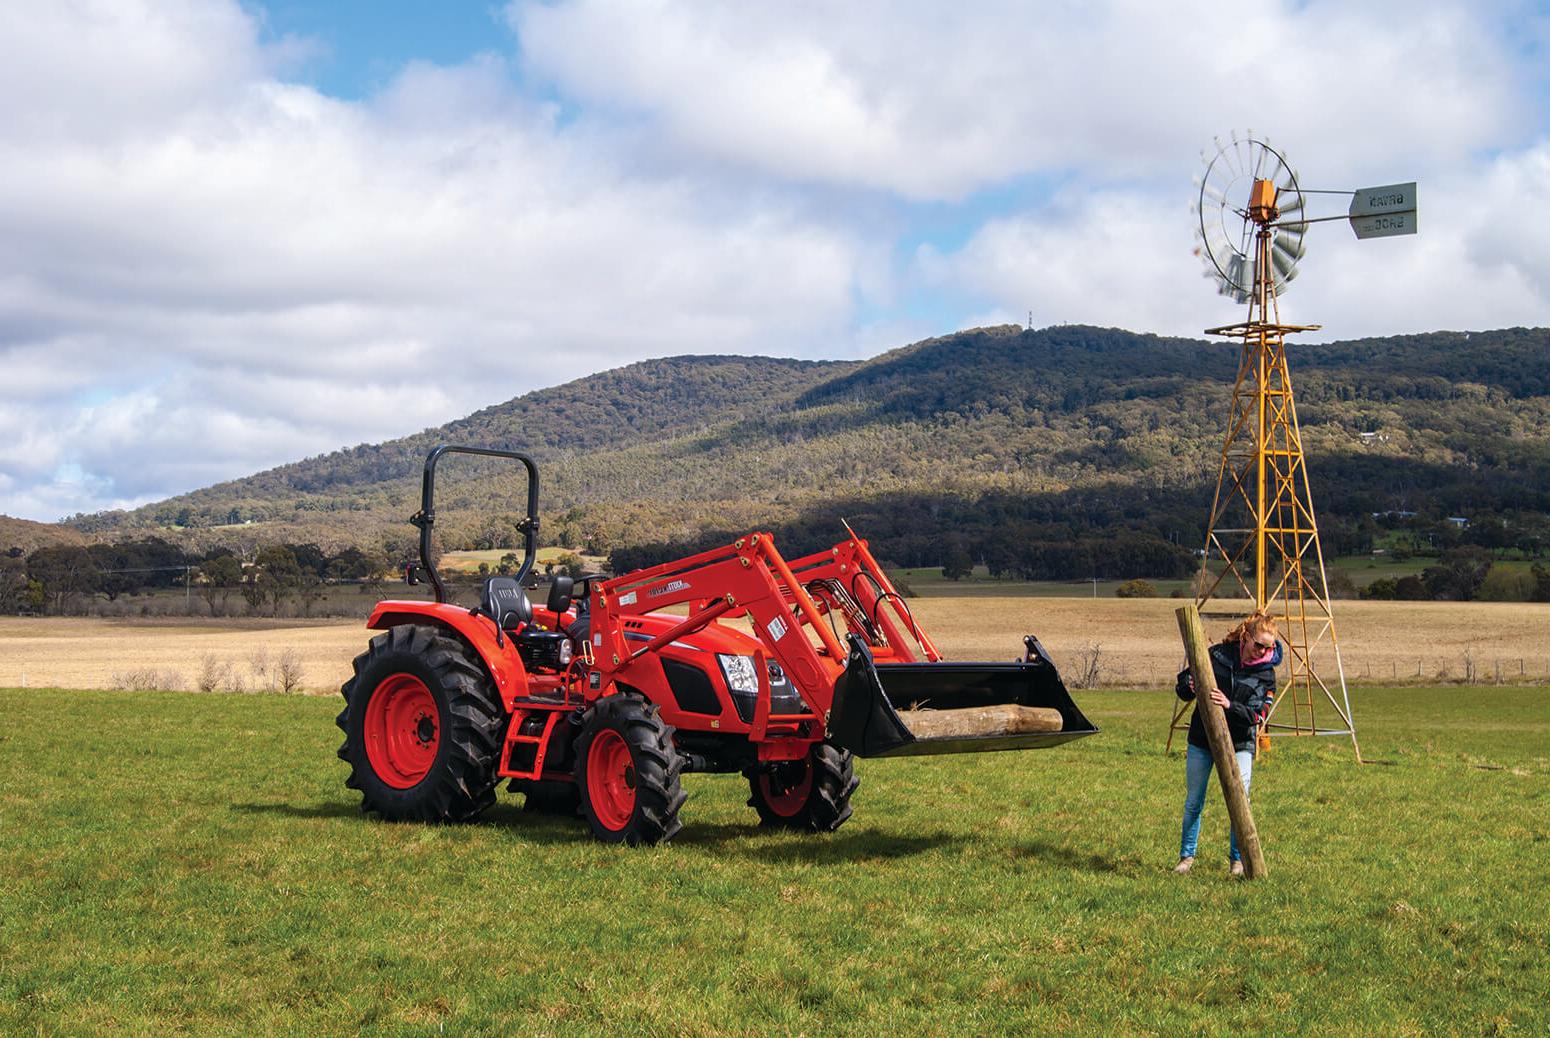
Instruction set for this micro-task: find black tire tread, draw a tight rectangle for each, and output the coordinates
[577,694,686,845]
[746,742,858,833]
[336,624,504,823]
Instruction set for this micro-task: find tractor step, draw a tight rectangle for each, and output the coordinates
[828,635,1098,758]
[500,709,565,781]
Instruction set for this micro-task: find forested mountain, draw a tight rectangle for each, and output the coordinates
[0,516,86,554]
[58,324,1550,578]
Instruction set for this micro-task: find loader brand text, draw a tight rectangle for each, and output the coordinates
[649,580,691,597]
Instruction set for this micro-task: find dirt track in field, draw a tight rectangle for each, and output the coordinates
[2,599,1548,694]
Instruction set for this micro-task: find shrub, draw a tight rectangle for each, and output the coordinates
[248,646,272,689]
[277,648,305,694]
[1068,644,1103,689]
[1476,567,1534,602]
[1114,579,1158,598]
[1325,570,1358,599]
[198,654,233,693]
[111,668,187,692]
[1531,563,1550,603]
[941,544,973,581]
[1361,577,1398,600]
[1421,547,1491,601]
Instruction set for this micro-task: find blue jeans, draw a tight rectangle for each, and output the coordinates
[1180,741,1254,862]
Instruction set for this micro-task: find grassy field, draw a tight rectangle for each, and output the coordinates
[2,684,1545,1035]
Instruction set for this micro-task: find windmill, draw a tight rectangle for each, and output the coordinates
[1167,131,1417,761]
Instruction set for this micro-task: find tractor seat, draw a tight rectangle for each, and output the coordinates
[566,613,591,651]
[549,575,593,649]
[546,575,574,615]
[481,577,533,633]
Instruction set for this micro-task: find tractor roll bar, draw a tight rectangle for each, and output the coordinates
[411,445,539,604]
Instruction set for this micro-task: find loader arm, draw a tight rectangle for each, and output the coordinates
[784,531,942,663]
[594,531,1097,759]
[593,534,849,724]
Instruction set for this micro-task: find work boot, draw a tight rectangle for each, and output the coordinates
[1229,860,1245,878]
[1173,856,1194,874]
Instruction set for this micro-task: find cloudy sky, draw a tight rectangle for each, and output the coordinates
[2,1,1547,522]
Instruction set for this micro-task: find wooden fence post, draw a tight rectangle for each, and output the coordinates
[1176,604,1267,879]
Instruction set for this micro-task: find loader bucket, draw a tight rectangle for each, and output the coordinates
[828,635,1098,758]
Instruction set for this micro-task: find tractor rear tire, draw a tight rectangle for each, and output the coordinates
[336,624,504,823]
[746,742,858,833]
[576,694,686,845]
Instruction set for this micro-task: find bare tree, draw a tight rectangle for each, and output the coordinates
[277,648,305,694]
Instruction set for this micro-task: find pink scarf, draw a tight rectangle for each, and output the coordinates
[1243,643,1276,666]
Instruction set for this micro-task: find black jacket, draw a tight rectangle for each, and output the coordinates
[1175,640,1281,755]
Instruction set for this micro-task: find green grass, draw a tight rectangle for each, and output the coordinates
[2,687,1546,1036]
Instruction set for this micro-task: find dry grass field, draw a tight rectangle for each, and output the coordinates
[0,617,363,694]
[914,597,1550,687]
[3,598,1547,694]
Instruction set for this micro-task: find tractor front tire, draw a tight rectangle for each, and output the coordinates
[337,624,504,823]
[746,742,858,833]
[576,694,686,845]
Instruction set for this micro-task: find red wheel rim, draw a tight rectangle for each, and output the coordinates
[363,673,440,789]
[759,758,814,817]
[587,729,636,830]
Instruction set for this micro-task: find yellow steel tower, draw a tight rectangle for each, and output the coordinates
[1172,135,1360,759]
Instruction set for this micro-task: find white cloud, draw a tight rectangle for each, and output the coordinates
[512,0,1530,199]
[0,0,1545,522]
[914,143,1550,342]
[0,1,870,520]
[914,188,1213,338]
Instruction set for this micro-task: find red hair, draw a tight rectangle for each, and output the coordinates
[1225,610,1278,647]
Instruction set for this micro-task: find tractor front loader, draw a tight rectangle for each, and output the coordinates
[337,445,1097,844]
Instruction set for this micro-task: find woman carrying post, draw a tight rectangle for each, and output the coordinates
[1173,610,1280,876]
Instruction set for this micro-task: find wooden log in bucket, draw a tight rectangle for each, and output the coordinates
[900,704,1063,740]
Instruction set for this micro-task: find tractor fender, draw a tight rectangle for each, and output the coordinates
[367,600,530,710]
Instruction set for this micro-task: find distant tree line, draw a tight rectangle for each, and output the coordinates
[606,486,1550,595]
[9,505,1549,618]
[1358,547,1550,603]
[3,538,393,617]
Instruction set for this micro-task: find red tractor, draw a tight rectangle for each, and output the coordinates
[337,446,1097,844]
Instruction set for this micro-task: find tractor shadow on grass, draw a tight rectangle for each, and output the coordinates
[233,801,961,860]
[233,801,595,845]
[1010,840,1123,874]
[672,822,962,863]
[233,800,363,821]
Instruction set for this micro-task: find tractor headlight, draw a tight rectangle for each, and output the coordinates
[717,654,760,696]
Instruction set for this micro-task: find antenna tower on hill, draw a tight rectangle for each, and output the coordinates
[1168,132,1417,761]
